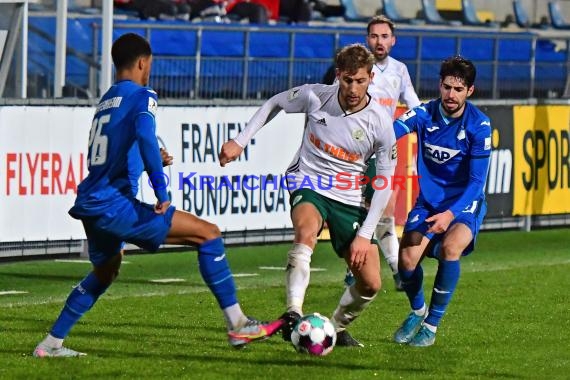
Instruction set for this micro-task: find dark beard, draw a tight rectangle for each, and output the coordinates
[442,101,465,117]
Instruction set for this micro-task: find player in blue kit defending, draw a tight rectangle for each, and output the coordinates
[33,33,282,358]
[391,56,492,347]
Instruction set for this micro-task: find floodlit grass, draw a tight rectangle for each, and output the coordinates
[1,229,569,379]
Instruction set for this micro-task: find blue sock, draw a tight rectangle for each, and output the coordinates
[50,272,108,339]
[400,265,425,311]
[425,259,460,327]
[198,237,238,309]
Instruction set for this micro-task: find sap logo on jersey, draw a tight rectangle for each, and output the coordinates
[423,143,460,164]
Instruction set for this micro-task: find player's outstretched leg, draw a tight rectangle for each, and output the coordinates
[195,236,283,348]
[34,253,120,358]
[166,211,284,347]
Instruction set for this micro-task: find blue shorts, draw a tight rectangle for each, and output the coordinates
[403,198,487,257]
[80,198,176,267]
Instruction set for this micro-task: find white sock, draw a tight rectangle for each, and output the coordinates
[423,321,437,333]
[286,243,313,315]
[413,303,427,316]
[376,217,399,274]
[223,303,247,331]
[42,334,64,349]
[331,285,376,331]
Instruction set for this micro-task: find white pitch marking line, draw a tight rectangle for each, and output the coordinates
[149,278,186,283]
[0,290,29,296]
[233,273,259,277]
[55,259,131,264]
[258,266,327,272]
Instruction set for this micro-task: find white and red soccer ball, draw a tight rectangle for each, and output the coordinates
[291,313,336,356]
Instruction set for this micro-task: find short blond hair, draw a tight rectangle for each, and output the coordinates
[335,44,375,75]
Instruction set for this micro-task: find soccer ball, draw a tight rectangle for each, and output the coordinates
[291,313,336,356]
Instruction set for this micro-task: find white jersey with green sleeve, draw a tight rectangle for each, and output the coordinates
[234,83,397,239]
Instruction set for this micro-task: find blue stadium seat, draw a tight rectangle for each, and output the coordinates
[421,0,462,26]
[513,0,548,29]
[25,15,561,100]
[548,1,570,30]
[381,0,421,24]
[340,0,370,22]
[461,0,499,27]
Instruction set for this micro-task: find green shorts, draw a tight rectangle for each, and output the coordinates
[290,189,377,257]
[363,157,376,204]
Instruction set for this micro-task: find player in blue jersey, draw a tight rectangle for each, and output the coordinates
[391,56,492,347]
[33,33,282,358]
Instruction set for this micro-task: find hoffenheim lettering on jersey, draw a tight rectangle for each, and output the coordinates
[95,96,122,113]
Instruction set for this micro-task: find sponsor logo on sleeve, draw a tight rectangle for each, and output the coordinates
[288,88,301,101]
[399,109,416,122]
[484,137,492,150]
[148,97,157,115]
[391,143,397,160]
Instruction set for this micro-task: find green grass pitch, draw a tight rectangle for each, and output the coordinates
[0,228,569,379]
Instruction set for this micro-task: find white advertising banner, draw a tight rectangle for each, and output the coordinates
[0,106,92,241]
[0,106,305,242]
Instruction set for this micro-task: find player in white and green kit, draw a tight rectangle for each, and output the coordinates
[219,44,396,347]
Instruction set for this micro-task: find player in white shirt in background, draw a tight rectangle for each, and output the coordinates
[219,44,396,347]
[345,15,421,291]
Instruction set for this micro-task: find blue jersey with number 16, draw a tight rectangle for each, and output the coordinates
[69,80,168,219]
[394,99,492,216]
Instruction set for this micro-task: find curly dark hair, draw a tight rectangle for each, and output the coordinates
[440,56,477,88]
